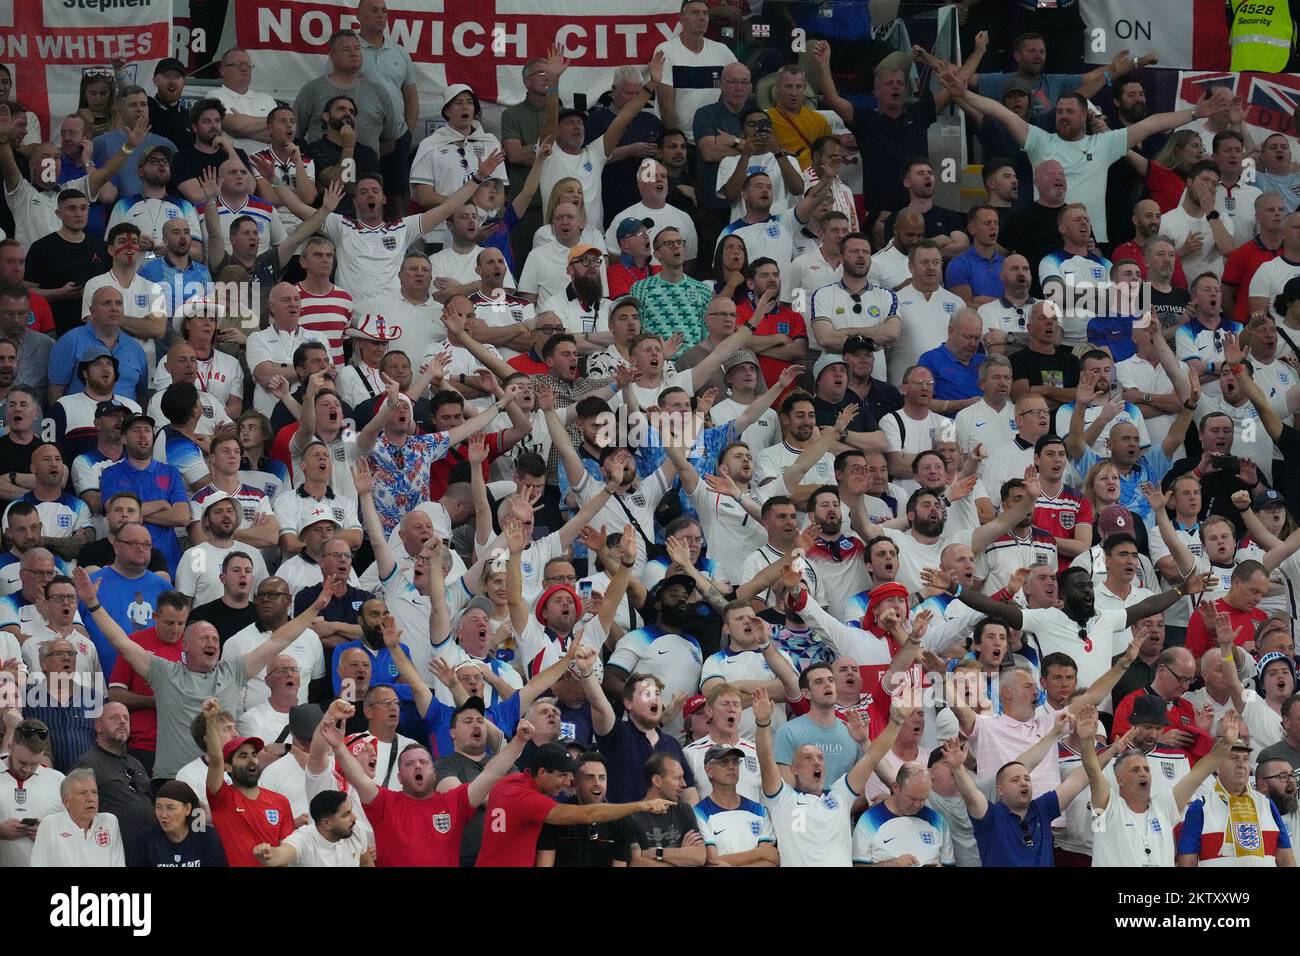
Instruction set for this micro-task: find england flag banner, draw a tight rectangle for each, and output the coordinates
[232,0,681,132]
[1175,70,1300,141]
[1081,0,1229,72]
[0,0,172,139]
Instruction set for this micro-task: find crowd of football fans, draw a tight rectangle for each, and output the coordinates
[0,0,1298,868]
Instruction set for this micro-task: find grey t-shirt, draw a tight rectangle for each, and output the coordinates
[926,776,996,868]
[292,76,401,157]
[148,655,248,779]
[434,751,489,867]
[1258,738,1300,771]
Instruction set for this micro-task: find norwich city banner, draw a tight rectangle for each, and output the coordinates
[230,0,683,137]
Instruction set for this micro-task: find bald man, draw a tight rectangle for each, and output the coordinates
[48,286,150,404]
[869,209,925,291]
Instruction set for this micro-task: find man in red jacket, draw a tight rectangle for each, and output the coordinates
[1113,645,1215,765]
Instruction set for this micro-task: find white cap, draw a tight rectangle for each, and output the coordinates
[934,707,961,742]
[198,490,242,530]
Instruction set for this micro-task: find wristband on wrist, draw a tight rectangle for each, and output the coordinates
[120,143,133,155]
[87,603,103,614]
[755,720,771,728]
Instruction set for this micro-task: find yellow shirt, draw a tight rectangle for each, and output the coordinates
[766,105,832,171]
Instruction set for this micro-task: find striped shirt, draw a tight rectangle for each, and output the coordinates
[296,283,353,366]
[201,194,287,257]
[977,526,1057,595]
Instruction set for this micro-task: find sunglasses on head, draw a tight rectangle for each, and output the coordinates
[17,724,49,740]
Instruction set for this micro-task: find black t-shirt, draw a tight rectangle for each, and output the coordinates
[72,746,155,850]
[148,97,194,153]
[919,204,967,242]
[852,92,938,216]
[188,598,260,646]
[0,435,45,478]
[23,232,109,336]
[169,145,253,193]
[814,393,877,433]
[433,751,490,867]
[537,812,634,867]
[1149,286,1190,335]
[1162,455,1258,538]
[1009,346,1081,393]
[76,536,170,577]
[1276,425,1300,524]
[126,825,228,867]
[625,801,700,851]
[1006,203,1065,297]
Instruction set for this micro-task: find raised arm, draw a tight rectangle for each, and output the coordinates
[1122,571,1209,629]
[324,701,380,806]
[201,698,228,798]
[808,42,855,126]
[1125,93,1216,149]
[1173,712,1238,812]
[440,304,518,382]
[1075,631,1145,710]
[274,180,344,270]
[600,52,664,157]
[937,67,1028,145]
[355,375,404,456]
[969,473,1039,555]
[352,461,399,586]
[74,568,152,678]
[418,150,506,236]
[847,705,908,795]
[919,565,1024,630]
[87,115,150,198]
[517,639,583,712]
[1144,482,1200,582]
[751,687,787,798]
[245,588,331,678]
[467,719,536,807]
[941,737,989,819]
[1226,333,1285,442]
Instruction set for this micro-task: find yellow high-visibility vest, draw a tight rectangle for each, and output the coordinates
[1229,0,1296,72]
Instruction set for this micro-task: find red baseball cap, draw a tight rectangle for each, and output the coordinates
[682,695,708,718]
[221,736,264,762]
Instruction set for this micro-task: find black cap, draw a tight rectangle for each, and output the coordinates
[1129,695,1172,728]
[120,413,155,433]
[842,333,876,354]
[451,695,486,723]
[557,107,587,123]
[94,400,127,419]
[289,703,325,742]
[531,742,579,775]
[703,745,745,765]
[154,57,186,77]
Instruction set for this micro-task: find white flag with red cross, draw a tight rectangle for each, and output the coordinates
[0,0,171,140]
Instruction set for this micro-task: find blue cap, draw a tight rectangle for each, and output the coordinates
[1253,488,1286,510]
[616,217,653,243]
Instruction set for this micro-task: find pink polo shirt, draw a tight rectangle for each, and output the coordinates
[968,710,1060,811]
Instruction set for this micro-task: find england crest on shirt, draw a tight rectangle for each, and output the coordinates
[582,161,593,173]
[95,828,110,847]
[766,224,780,238]
[1060,511,1075,531]
[1162,762,1175,779]
[1091,267,1103,280]
[432,813,452,833]
[14,788,26,806]
[332,507,346,523]
[135,294,148,308]
[749,820,762,836]
[943,301,956,314]
[57,513,71,529]
[821,792,839,811]
[744,755,758,774]
[1233,822,1261,850]
[920,831,935,846]
[265,809,280,825]
[777,321,789,334]
[383,236,397,250]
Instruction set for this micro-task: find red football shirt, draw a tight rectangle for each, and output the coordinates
[474,772,557,867]
[365,783,473,867]
[208,782,296,867]
[1221,238,1278,324]
[1033,487,1094,570]
[1183,596,1267,660]
[736,300,808,391]
[428,430,502,500]
[107,626,183,752]
[1109,240,1189,289]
